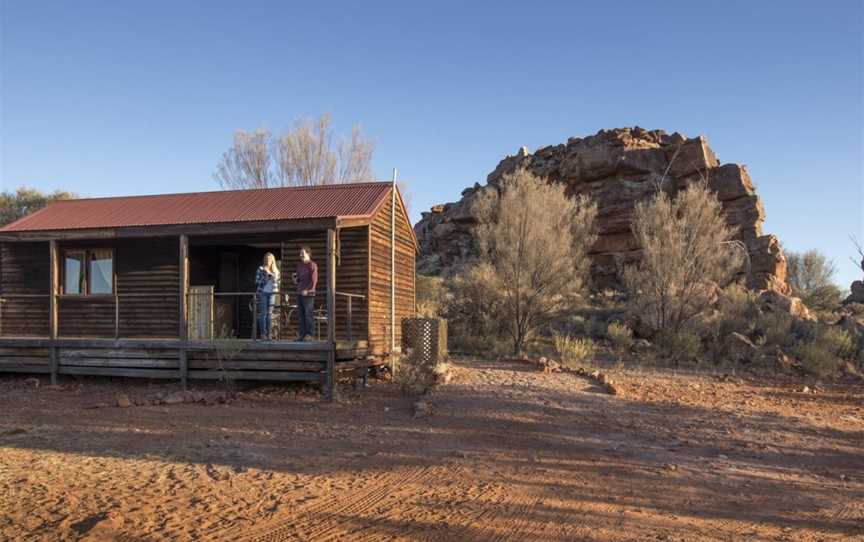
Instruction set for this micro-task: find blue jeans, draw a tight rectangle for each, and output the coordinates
[256,292,274,339]
[297,294,315,339]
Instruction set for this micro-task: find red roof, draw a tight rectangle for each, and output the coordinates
[1,182,395,232]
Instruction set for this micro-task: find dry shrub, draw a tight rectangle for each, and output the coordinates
[563,314,607,338]
[473,168,598,355]
[554,334,596,367]
[717,283,761,336]
[657,329,702,363]
[795,326,855,377]
[396,350,450,396]
[786,249,843,313]
[416,275,445,318]
[606,322,634,350]
[623,181,745,337]
[443,264,506,353]
[755,311,794,348]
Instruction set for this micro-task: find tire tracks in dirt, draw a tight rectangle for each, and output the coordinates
[228,464,442,542]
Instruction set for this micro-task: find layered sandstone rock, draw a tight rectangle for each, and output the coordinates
[415,127,789,293]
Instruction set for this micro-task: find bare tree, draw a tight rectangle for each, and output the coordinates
[851,234,864,276]
[0,187,76,226]
[215,114,376,189]
[786,249,842,311]
[273,113,374,187]
[336,124,375,184]
[623,181,745,336]
[473,169,598,355]
[214,129,273,189]
[274,115,336,187]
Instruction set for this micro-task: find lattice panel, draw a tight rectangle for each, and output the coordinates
[401,317,448,365]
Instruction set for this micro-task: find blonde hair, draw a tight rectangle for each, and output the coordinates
[263,252,279,277]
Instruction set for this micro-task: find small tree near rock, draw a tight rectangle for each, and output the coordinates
[623,181,745,339]
[786,249,843,312]
[473,168,598,356]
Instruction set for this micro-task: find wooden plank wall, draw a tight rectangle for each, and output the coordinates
[58,346,180,378]
[0,242,51,337]
[118,238,180,337]
[368,189,416,354]
[280,226,369,342]
[0,345,50,372]
[56,237,180,338]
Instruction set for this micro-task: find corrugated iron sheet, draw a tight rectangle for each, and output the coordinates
[1,182,394,232]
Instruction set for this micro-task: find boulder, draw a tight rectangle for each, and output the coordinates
[415,127,789,294]
[759,290,814,321]
[843,280,864,305]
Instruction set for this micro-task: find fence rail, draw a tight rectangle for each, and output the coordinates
[0,290,364,341]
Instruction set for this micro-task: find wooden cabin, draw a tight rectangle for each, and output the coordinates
[0,182,416,397]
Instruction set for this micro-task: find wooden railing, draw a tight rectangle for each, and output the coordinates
[186,290,365,342]
[0,290,365,342]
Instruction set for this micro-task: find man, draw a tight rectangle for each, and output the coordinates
[294,246,318,341]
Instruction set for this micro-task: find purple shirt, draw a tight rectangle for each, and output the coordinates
[296,260,318,294]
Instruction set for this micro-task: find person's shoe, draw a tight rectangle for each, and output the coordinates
[303,335,315,342]
[295,336,305,342]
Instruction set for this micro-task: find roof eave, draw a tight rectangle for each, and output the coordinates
[0,216,342,242]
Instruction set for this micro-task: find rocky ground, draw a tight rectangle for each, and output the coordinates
[0,359,862,541]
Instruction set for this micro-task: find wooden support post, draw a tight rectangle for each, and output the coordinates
[49,240,59,385]
[347,295,353,342]
[179,348,188,390]
[114,294,120,339]
[325,228,337,401]
[178,235,188,340]
[178,235,188,388]
[251,294,258,341]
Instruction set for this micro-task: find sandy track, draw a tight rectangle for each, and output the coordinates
[1,358,862,541]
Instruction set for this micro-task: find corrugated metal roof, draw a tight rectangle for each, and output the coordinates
[1,182,394,232]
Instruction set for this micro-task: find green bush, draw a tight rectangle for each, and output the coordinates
[606,321,634,349]
[718,283,760,336]
[658,330,702,362]
[819,326,855,359]
[554,334,596,367]
[755,311,794,348]
[567,315,607,338]
[794,326,855,377]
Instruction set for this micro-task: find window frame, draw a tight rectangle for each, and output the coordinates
[61,248,115,297]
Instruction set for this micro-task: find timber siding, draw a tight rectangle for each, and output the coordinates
[279,226,369,342]
[55,238,180,338]
[368,190,415,354]
[0,241,50,337]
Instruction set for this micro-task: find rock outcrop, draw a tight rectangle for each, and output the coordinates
[415,127,789,293]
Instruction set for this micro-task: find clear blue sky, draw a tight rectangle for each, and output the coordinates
[1,1,862,286]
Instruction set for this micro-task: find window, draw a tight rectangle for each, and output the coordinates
[63,249,114,295]
[64,251,85,295]
[89,250,113,294]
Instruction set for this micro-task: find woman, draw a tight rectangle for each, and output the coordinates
[254,252,280,339]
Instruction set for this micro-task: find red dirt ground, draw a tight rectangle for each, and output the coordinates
[0,358,862,541]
